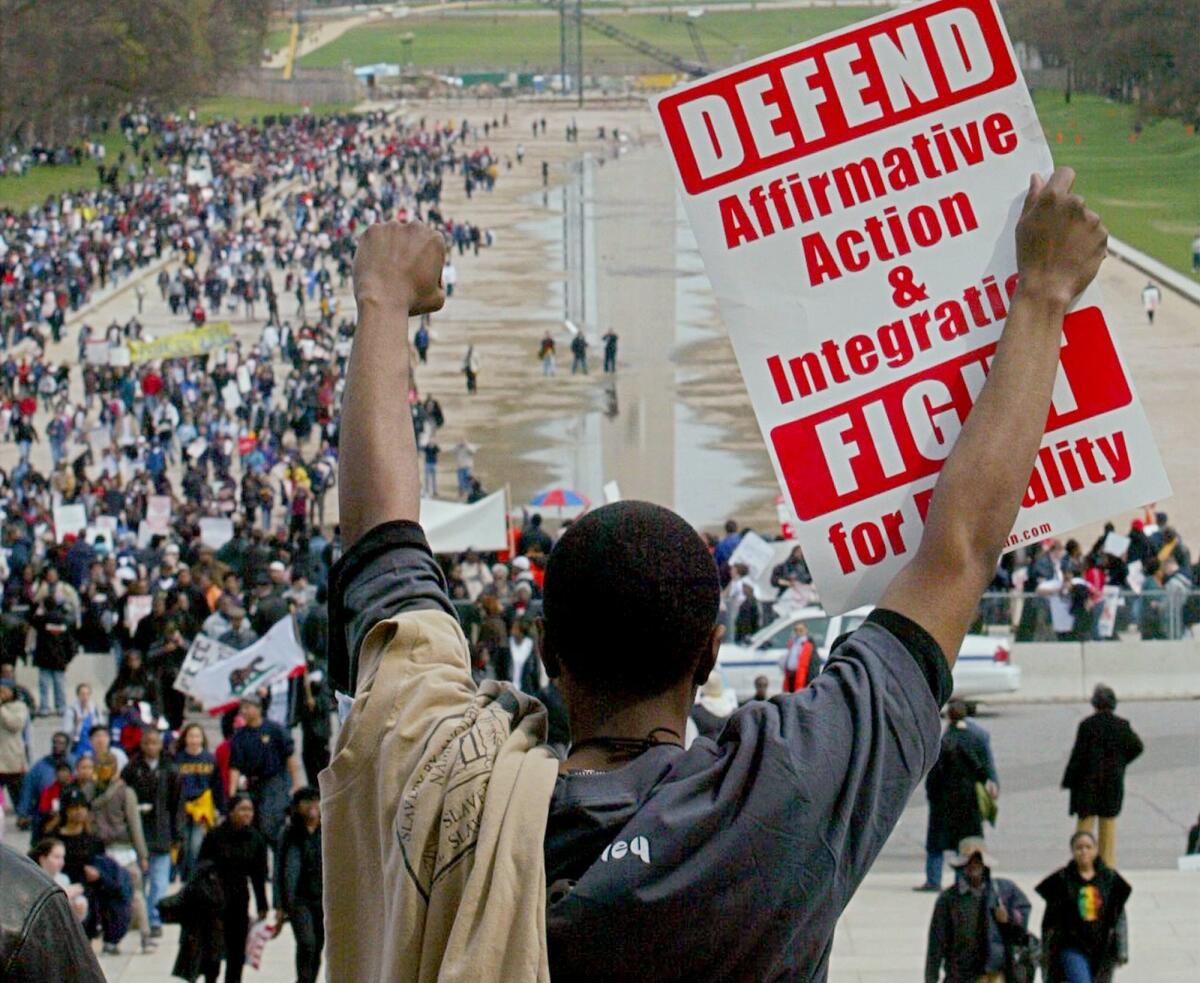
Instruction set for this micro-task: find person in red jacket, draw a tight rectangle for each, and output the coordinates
[780,622,819,692]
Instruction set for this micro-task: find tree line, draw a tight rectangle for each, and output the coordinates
[0,0,272,146]
[1005,0,1200,123]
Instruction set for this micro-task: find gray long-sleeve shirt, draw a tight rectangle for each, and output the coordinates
[330,521,950,982]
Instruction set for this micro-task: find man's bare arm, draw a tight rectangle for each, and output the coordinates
[339,222,445,549]
[879,168,1107,665]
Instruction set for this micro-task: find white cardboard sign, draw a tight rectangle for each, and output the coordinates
[52,504,88,542]
[653,0,1169,614]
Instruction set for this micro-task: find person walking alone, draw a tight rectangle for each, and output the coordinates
[602,329,618,373]
[1036,830,1130,982]
[122,729,180,938]
[461,345,479,394]
[275,788,324,983]
[198,796,270,983]
[1061,685,1143,868]
[919,700,991,891]
[1140,281,1161,324]
[925,838,1033,983]
[538,331,556,376]
[569,332,588,374]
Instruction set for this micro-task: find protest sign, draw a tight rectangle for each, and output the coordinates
[174,616,306,713]
[86,426,111,458]
[94,515,119,535]
[146,495,172,535]
[52,504,87,541]
[127,322,233,364]
[126,595,153,634]
[198,516,235,550]
[654,0,1170,613]
[1102,531,1131,558]
[729,530,777,581]
[84,526,114,553]
[84,340,113,366]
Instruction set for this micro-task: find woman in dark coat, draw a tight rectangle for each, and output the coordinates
[920,702,991,890]
[197,795,270,983]
[158,860,225,983]
[1037,830,1131,982]
[1061,685,1143,868]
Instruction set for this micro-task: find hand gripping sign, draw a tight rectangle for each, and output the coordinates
[654,0,1170,614]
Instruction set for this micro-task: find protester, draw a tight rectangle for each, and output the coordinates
[779,621,819,691]
[227,693,299,847]
[176,722,224,879]
[18,730,74,831]
[89,760,155,951]
[276,787,325,983]
[689,670,738,740]
[1061,685,1144,867]
[198,795,271,983]
[1036,831,1131,982]
[62,683,105,756]
[920,700,992,891]
[925,838,1033,983]
[122,728,181,937]
[0,676,31,809]
[320,170,1110,978]
[29,837,89,921]
[55,788,137,954]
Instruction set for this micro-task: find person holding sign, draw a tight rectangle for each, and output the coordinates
[322,168,1106,981]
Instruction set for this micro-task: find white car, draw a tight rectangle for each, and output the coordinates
[718,605,1019,703]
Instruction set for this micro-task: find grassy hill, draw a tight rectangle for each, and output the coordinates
[298,8,879,73]
[1033,91,1200,279]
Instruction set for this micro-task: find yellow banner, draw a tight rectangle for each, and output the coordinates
[127,322,234,363]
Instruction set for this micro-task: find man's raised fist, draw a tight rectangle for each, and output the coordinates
[353,220,446,317]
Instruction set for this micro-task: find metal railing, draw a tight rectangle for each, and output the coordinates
[973,588,1200,643]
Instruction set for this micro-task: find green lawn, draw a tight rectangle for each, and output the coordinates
[0,132,134,212]
[192,96,354,124]
[1033,91,1200,279]
[298,8,880,72]
[263,27,293,54]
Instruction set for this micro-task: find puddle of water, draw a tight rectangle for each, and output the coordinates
[512,146,768,529]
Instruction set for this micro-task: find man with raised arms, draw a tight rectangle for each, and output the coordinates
[321,167,1106,981]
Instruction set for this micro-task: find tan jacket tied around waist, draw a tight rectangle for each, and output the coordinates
[320,608,559,983]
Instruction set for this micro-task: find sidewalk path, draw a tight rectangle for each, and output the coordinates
[831,869,1199,982]
[97,868,1198,982]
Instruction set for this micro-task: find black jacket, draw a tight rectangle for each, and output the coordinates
[925,723,990,852]
[1037,861,1131,981]
[122,756,182,853]
[1062,711,1144,817]
[275,822,323,913]
[925,872,1032,982]
[0,844,104,982]
[158,860,225,982]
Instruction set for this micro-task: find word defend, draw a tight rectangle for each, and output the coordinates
[654,0,1170,613]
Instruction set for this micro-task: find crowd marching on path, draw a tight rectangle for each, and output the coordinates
[0,101,1198,983]
[0,103,515,981]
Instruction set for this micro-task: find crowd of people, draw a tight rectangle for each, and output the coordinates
[1,97,1196,983]
[0,102,523,978]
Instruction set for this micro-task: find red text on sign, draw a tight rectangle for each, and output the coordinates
[657,0,1017,194]
[772,307,1132,521]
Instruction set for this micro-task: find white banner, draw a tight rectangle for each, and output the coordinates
[653,0,1170,614]
[53,504,87,541]
[174,616,306,712]
[198,516,235,550]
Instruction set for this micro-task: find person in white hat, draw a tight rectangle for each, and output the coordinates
[925,837,1032,983]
